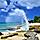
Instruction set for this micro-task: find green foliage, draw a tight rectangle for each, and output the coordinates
[33,16,40,23]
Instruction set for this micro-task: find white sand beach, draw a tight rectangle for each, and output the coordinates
[0,31,39,40]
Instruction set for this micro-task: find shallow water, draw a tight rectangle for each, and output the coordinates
[0,22,29,32]
[0,22,24,32]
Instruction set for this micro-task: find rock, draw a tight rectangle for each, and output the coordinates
[24,31,37,37]
[16,25,22,30]
[24,31,39,40]
[8,28,16,31]
[24,34,30,38]
[0,32,3,35]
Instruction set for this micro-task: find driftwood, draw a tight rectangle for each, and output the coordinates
[1,33,18,39]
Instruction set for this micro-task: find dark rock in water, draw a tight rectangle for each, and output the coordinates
[16,25,22,29]
[0,32,3,35]
[8,28,16,31]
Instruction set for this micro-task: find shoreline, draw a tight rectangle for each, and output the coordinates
[0,31,40,40]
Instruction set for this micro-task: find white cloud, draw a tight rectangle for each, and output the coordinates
[10,0,40,9]
[9,12,15,15]
[6,8,29,30]
[14,8,25,16]
[6,8,25,22]
[0,0,7,8]
[18,0,40,9]
[9,8,26,16]
[0,0,40,9]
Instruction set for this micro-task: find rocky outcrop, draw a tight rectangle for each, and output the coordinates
[24,31,39,40]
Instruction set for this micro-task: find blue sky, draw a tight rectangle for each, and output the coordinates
[0,0,40,22]
[0,6,40,20]
[14,5,40,20]
[26,7,40,20]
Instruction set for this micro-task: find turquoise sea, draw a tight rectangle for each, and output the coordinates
[0,22,25,32]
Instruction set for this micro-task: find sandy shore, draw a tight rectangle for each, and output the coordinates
[0,31,26,40]
[0,31,40,40]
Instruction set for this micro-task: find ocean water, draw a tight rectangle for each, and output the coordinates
[0,22,24,32]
